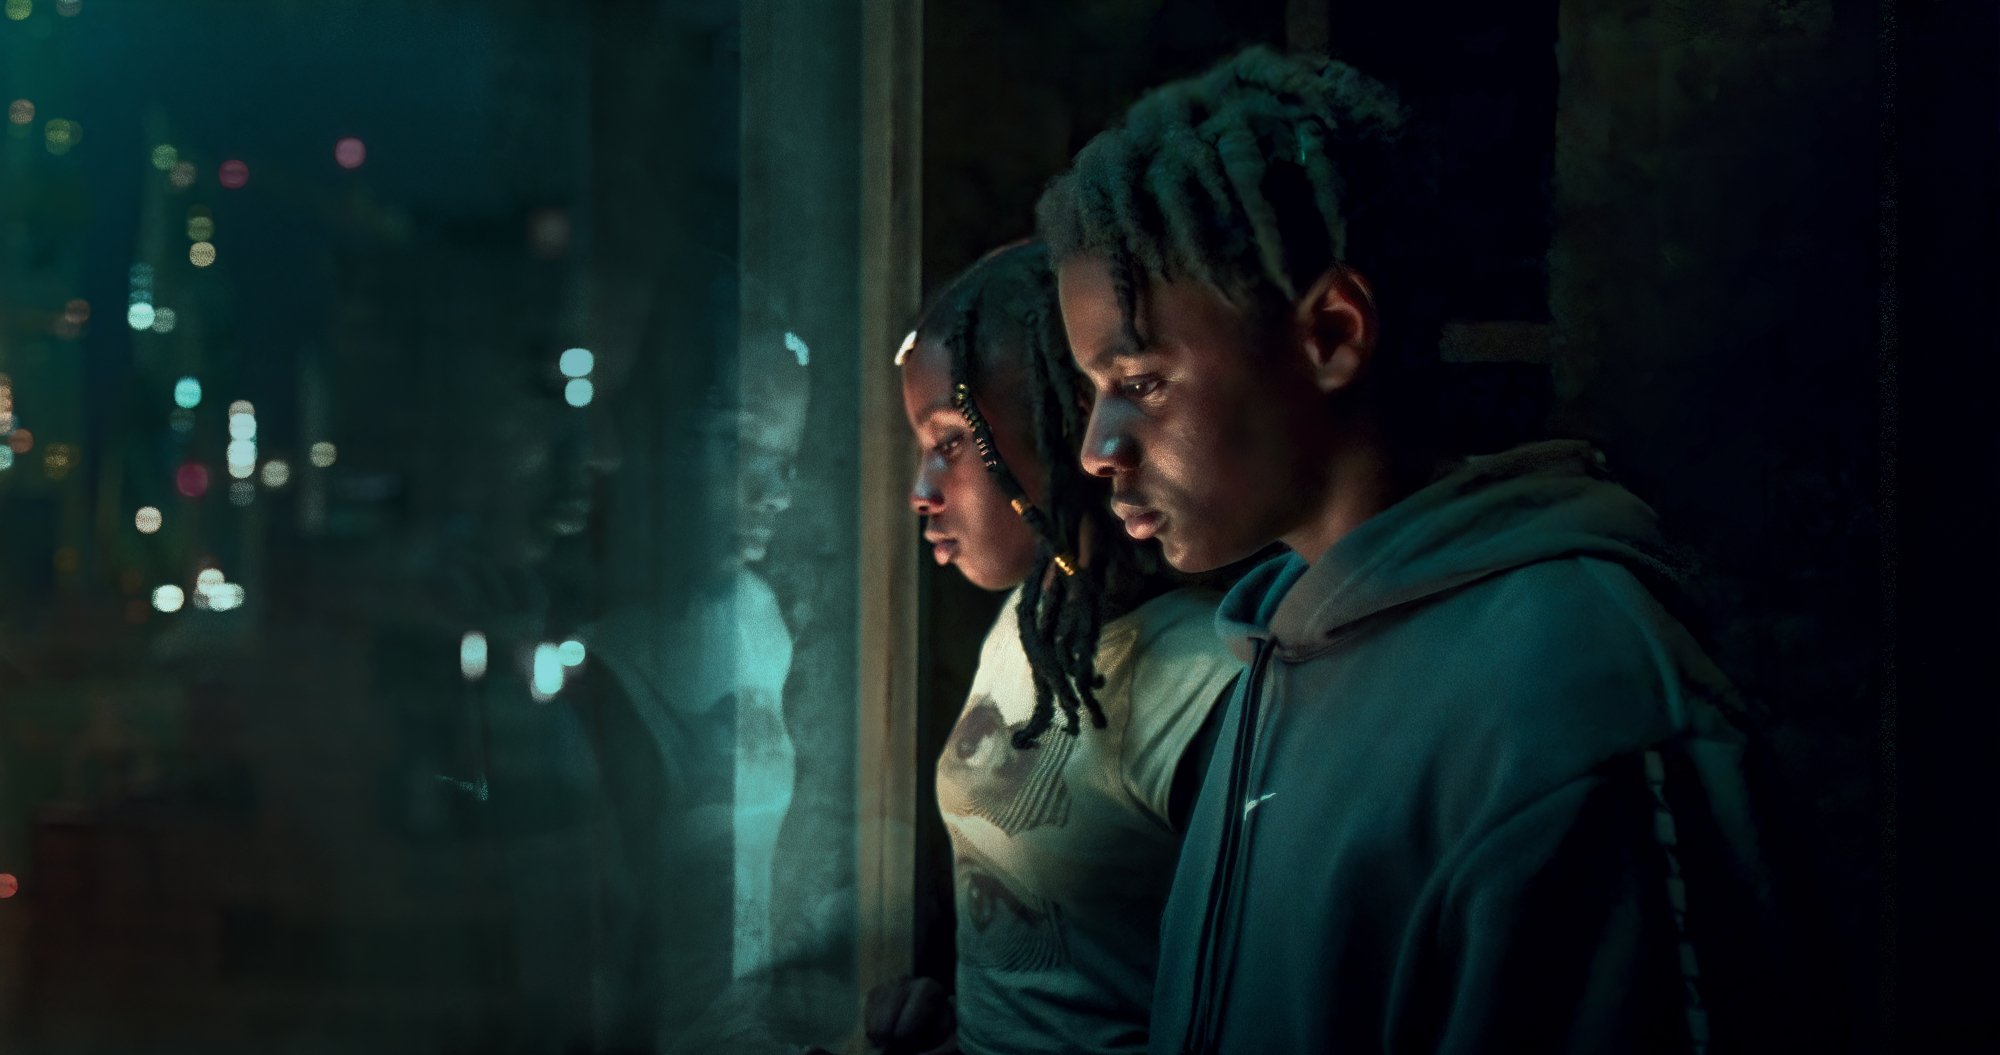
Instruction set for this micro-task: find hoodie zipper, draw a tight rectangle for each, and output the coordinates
[1182,637,1273,1055]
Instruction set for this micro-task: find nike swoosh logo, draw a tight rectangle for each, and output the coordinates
[1243,791,1278,818]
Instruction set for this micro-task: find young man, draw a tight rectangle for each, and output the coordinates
[1037,47,1778,1054]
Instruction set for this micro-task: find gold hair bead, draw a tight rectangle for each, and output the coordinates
[1010,497,1029,516]
[1052,554,1077,577]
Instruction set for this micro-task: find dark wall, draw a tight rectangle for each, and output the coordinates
[1549,2,1887,1045]
[1895,1,2000,1049]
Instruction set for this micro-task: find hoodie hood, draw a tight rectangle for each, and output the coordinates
[1217,441,1681,662]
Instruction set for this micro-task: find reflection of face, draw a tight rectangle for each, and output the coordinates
[1060,255,1332,573]
[708,339,809,567]
[482,374,619,566]
[733,393,804,563]
[899,339,1040,591]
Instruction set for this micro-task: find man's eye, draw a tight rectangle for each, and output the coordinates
[936,435,964,458]
[1118,376,1163,399]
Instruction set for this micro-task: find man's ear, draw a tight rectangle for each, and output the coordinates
[1293,265,1378,395]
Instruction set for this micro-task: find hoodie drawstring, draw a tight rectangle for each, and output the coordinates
[1182,638,1272,1055]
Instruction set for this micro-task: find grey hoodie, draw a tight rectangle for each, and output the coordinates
[1152,441,1776,1054]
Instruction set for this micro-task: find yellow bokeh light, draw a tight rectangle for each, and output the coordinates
[309,441,337,468]
[189,241,216,267]
[169,161,196,189]
[7,100,32,125]
[188,216,214,240]
[4,1,30,23]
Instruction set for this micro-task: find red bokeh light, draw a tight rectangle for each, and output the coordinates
[334,136,366,169]
[176,463,210,498]
[0,874,17,899]
[218,160,249,189]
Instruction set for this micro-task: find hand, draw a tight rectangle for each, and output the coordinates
[863,975,957,1055]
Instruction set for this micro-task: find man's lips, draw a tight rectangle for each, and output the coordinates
[925,533,959,566]
[1112,502,1163,541]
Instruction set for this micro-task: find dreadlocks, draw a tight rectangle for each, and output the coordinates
[1037,46,1444,414]
[916,241,1169,749]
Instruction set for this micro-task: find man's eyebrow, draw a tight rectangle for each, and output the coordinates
[1082,336,1149,373]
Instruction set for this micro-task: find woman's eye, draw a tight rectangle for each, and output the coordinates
[1118,376,1163,399]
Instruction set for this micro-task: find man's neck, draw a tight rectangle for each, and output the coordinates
[1281,422,1421,565]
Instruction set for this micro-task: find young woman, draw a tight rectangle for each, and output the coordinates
[877,241,1241,1055]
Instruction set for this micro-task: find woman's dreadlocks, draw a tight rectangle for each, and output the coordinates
[1036,46,1445,422]
[916,241,1171,749]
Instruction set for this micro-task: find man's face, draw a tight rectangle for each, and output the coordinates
[1058,255,1331,572]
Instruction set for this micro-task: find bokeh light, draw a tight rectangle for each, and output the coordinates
[564,378,594,408]
[173,376,202,409]
[135,506,162,533]
[197,567,225,589]
[4,1,30,23]
[8,429,33,454]
[559,347,594,378]
[56,0,78,16]
[127,303,155,330]
[151,143,177,170]
[43,119,77,155]
[43,443,73,479]
[527,208,571,258]
[169,160,196,189]
[460,631,489,681]
[785,331,811,366]
[153,585,185,612]
[0,449,12,471]
[531,643,563,701]
[226,439,257,478]
[228,480,255,506]
[63,298,89,324]
[187,214,214,241]
[228,412,256,441]
[228,400,254,416]
[176,463,210,497]
[170,409,195,433]
[558,639,587,667]
[260,459,291,488]
[334,136,366,169]
[217,159,249,189]
[7,100,32,125]
[150,307,177,333]
[207,583,246,611]
[309,441,337,468]
[189,241,216,267]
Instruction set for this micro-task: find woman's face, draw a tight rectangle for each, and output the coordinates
[899,338,1041,591]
